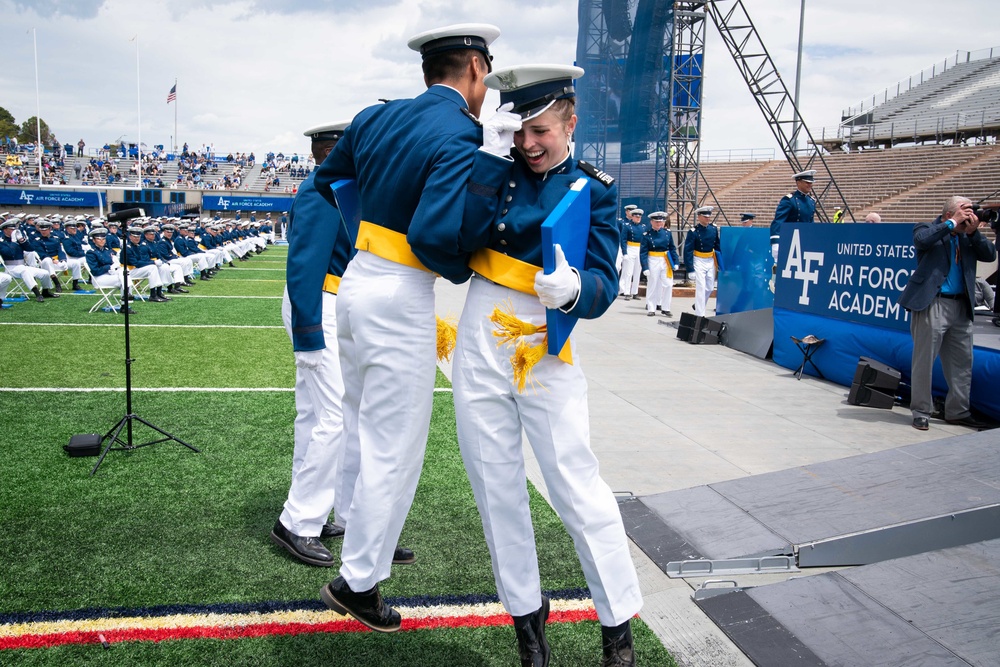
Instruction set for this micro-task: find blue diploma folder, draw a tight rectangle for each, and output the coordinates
[330,179,360,248]
[541,177,591,359]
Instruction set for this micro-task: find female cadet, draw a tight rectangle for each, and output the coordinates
[455,65,642,667]
[640,211,679,317]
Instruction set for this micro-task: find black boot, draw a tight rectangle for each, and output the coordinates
[33,286,44,303]
[199,269,212,280]
[228,261,235,267]
[175,283,190,293]
[150,287,169,303]
[41,288,59,299]
[513,596,550,667]
[51,276,62,292]
[183,277,196,286]
[72,279,81,291]
[600,620,634,667]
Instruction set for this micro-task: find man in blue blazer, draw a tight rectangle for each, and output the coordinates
[898,196,996,431]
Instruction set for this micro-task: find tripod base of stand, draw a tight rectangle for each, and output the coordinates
[91,413,200,476]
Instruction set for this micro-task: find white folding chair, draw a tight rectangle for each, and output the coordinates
[89,280,122,314]
[0,256,31,302]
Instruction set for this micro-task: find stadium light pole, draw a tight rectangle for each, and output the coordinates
[792,0,806,154]
[132,35,142,191]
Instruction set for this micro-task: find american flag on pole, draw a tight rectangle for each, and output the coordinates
[167,84,177,104]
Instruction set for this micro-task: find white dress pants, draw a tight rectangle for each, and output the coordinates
[3,262,52,291]
[453,277,643,626]
[335,251,437,591]
[0,272,9,300]
[692,254,716,316]
[91,271,123,289]
[280,288,344,537]
[646,256,673,313]
[619,245,641,296]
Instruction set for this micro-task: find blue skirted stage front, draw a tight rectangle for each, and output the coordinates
[765,223,1000,421]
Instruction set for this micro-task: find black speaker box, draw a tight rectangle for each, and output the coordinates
[848,383,896,409]
[64,433,103,457]
[852,357,901,392]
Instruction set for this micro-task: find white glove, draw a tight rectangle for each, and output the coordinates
[534,244,581,309]
[294,349,324,371]
[12,229,25,243]
[481,102,522,157]
[643,269,650,277]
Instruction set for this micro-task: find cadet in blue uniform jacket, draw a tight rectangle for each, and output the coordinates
[771,169,816,261]
[618,208,647,300]
[60,223,89,291]
[640,211,679,316]
[31,222,69,291]
[314,24,500,635]
[454,64,642,667]
[0,219,58,301]
[685,206,722,316]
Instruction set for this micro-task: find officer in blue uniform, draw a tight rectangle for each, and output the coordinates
[619,208,646,300]
[456,63,642,667]
[770,169,816,261]
[685,205,722,316]
[271,120,359,568]
[314,23,501,634]
[641,211,679,316]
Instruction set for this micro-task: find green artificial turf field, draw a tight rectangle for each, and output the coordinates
[0,245,675,666]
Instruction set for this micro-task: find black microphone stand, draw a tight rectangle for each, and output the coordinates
[91,207,199,475]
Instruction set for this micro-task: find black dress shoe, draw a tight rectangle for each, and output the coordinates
[912,417,930,431]
[601,620,635,667]
[320,576,401,633]
[392,546,416,565]
[149,294,169,303]
[945,415,989,429]
[513,596,550,667]
[269,521,334,567]
[320,521,345,539]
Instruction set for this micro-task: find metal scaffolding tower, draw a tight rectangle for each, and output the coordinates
[705,0,855,222]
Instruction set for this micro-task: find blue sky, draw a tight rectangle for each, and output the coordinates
[2,0,998,157]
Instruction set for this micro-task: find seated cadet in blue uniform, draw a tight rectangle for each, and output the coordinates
[314,23,502,634]
[770,169,816,261]
[0,219,59,301]
[641,211,679,317]
[60,221,89,291]
[123,226,169,302]
[455,64,642,667]
[685,206,722,316]
[30,221,68,292]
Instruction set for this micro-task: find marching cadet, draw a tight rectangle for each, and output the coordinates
[29,221,69,292]
[272,120,358,568]
[60,221,90,291]
[684,205,722,316]
[313,22,501,634]
[124,226,169,302]
[0,219,59,301]
[619,207,647,300]
[641,211,679,317]
[456,63,642,667]
[770,169,816,262]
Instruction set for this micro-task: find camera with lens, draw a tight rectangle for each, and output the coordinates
[971,204,999,228]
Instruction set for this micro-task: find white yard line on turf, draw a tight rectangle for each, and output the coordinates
[0,322,284,329]
[1,387,455,393]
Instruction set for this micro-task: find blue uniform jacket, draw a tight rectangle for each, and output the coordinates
[897,216,997,318]
[32,235,66,261]
[173,236,194,257]
[770,189,816,244]
[0,237,33,262]
[86,246,115,277]
[124,240,155,268]
[641,228,679,271]
[286,171,358,351]
[62,234,86,258]
[155,238,178,260]
[463,150,620,320]
[313,85,488,284]
[620,222,647,254]
[684,223,722,273]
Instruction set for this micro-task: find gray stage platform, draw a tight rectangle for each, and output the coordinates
[696,538,1000,666]
[620,429,1000,570]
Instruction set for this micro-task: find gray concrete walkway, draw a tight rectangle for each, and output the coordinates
[434,280,977,667]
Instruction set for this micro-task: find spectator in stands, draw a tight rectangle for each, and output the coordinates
[865,212,882,223]
[770,169,816,262]
[77,139,85,157]
[897,196,997,431]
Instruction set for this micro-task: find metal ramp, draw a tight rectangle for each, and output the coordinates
[620,429,1000,574]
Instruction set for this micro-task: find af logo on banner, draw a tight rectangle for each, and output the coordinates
[775,223,917,333]
[19,191,34,205]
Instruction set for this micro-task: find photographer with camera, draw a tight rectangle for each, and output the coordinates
[898,196,997,431]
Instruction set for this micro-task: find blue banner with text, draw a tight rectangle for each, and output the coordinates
[201,195,293,212]
[0,188,102,208]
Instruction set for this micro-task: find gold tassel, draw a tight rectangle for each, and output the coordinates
[511,337,548,394]
[436,315,458,362]
[489,299,546,347]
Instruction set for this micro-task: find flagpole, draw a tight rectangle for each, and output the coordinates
[32,28,42,187]
[174,78,178,154]
[134,34,142,191]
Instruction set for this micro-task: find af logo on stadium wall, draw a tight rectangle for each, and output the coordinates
[775,223,917,333]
